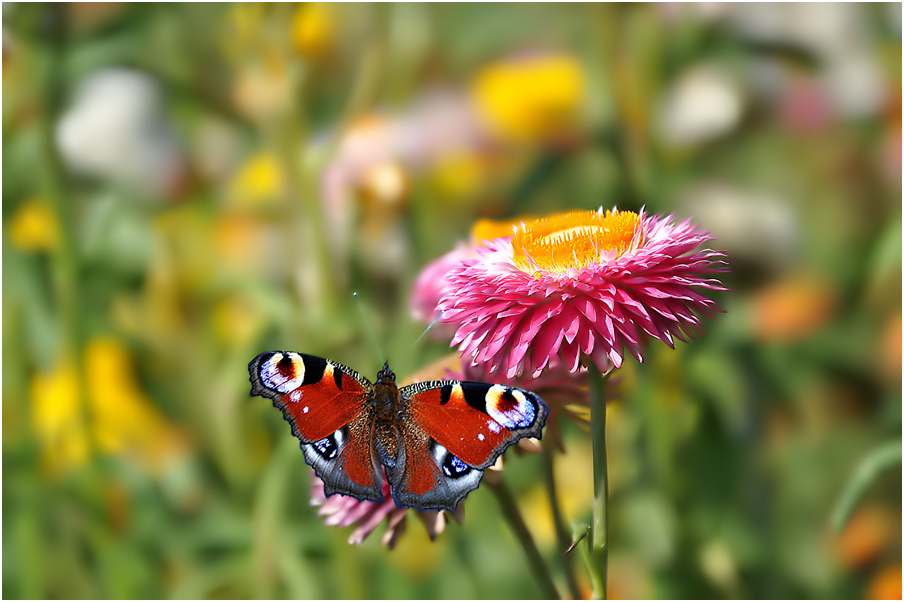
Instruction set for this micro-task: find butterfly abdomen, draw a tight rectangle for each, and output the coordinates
[371,374,403,466]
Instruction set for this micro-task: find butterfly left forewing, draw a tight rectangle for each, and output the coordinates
[249,351,384,503]
[386,380,549,512]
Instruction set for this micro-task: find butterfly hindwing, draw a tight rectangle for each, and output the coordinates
[249,351,384,502]
[384,420,484,512]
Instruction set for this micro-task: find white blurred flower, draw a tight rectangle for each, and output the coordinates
[658,66,743,147]
[678,182,798,279]
[56,68,183,196]
[725,3,886,119]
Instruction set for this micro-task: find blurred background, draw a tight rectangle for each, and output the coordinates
[2,3,901,599]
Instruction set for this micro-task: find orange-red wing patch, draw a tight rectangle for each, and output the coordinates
[402,381,547,470]
[250,351,371,442]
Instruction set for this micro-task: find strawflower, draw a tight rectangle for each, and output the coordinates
[438,208,727,378]
[409,215,537,328]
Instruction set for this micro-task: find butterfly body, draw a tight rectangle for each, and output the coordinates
[249,351,549,513]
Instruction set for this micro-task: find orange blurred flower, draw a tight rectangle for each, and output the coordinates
[879,313,901,383]
[833,505,897,569]
[867,564,903,600]
[753,272,836,342]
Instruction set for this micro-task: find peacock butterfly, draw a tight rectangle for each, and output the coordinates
[249,351,549,513]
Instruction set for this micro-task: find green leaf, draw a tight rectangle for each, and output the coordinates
[831,440,902,533]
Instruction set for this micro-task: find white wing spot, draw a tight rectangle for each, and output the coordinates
[488,420,501,433]
[303,406,309,414]
[290,390,302,403]
[478,433,485,441]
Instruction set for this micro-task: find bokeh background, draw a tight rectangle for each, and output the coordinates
[3,3,901,599]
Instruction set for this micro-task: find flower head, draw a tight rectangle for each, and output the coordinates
[438,208,727,378]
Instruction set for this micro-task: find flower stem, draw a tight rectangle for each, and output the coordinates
[588,363,610,599]
[542,445,581,599]
[27,4,93,454]
[486,475,560,599]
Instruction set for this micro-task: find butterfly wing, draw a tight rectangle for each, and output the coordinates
[249,351,383,503]
[386,380,549,512]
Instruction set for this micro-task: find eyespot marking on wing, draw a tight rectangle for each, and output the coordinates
[311,430,344,460]
[485,385,536,428]
[431,443,473,479]
[261,352,305,393]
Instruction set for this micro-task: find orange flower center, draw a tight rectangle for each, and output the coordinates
[512,209,640,274]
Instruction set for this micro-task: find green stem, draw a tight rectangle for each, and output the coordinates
[542,445,581,599]
[588,363,610,599]
[28,5,93,451]
[486,475,560,599]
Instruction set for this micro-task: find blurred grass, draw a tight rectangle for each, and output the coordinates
[3,3,901,599]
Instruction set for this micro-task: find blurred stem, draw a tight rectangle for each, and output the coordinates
[542,445,581,599]
[259,6,336,327]
[597,3,649,208]
[486,475,560,599]
[28,5,93,449]
[284,4,386,323]
[588,363,610,599]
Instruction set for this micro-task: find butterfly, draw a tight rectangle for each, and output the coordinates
[248,351,550,513]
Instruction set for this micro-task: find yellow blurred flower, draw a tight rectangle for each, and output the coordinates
[211,295,265,347]
[471,53,586,142]
[30,362,90,472]
[291,3,335,58]
[30,337,186,475]
[358,160,408,208]
[430,150,488,200]
[8,198,60,252]
[229,152,282,205]
[233,58,292,122]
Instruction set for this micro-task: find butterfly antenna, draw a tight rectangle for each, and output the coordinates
[393,311,444,372]
[354,292,386,366]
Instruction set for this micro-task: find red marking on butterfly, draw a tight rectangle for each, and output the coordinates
[249,351,550,512]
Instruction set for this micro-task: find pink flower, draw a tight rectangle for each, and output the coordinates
[437,208,727,379]
[309,471,453,548]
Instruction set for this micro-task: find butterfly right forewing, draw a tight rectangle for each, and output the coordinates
[249,351,384,503]
[386,379,549,512]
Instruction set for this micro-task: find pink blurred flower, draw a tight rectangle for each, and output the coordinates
[309,470,452,548]
[437,208,727,379]
[409,243,478,328]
